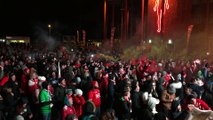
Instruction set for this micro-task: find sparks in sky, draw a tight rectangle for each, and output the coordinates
[153,0,169,33]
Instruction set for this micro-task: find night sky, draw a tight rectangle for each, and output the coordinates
[0,0,103,38]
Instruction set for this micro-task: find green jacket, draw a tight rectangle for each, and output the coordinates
[39,89,51,114]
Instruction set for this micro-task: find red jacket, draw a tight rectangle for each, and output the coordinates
[73,95,85,117]
[62,105,76,120]
[28,78,39,94]
[88,89,101,107]
[193,99,212,110]
[21,74,28,95]
[0,75,9,86]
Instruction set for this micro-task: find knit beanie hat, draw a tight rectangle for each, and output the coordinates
[75,89,83,96]
[158,77,165,84]
[66,89,73,95]
[92,81,98,88]
[15,115,24,120]
[177,74,182,81]
[167,85,176,94]
[76,77,81,84]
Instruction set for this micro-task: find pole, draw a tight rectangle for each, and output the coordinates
[160,0,165,36]
[141,0,145,43]
[124,0,128,41]
[205,0,210,53]
[111,0,115,28]
[120,9,124,45]
[104,0,107,47]
[48,24,51,38]
[111,0,115,52]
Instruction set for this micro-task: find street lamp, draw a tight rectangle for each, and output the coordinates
[148,39,152,44]
[48,24,52,37]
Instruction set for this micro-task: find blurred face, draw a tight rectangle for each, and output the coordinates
[190,98,196,104]
[135,82,140,92]
[61,79,66,86]
[185,88,192,95]
[127,91,130,98]
[69,98,73,105]
[11,75,16,81]
[104,73,109,78]
[32,73,37,79]
[23,103,27,107]
[94,82,99,88]
[73,117,78,120]
[25,69,30,74]
[4,60,9,65]
[52,72,56,77]
[119,68,125,75]
[7,88,12,93]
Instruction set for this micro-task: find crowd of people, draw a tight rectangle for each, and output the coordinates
[0,44,213,120]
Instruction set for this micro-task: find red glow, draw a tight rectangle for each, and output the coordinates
[153,0,169,33]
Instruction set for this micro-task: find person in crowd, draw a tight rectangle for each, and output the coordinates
[131,80,141,120]
[80,100,97,120]
[65,114,78,120]
[160,84,176,119]
[171,99,188,120]
[100,109,116,120]
[73,88,85,117]
[88,80,101,118]
[39,81,53,120]
[116,90,131,120]
[20,67,30,95]
[53,77,67,120]
[99,72,109,111]
[16,97,33,120]
[2,84,18,119]
[0,87,6,120]
[0,71,9,86]
[28,72,39,95]
[5,73,21,99]
[62,95,76,120]
[188,94,212,110]
[139,96,160,120]
[48,71,58,88]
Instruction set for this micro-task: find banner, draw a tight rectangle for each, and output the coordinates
[110,27,116,51]
[82,30,86,47]
[186,25,194,50]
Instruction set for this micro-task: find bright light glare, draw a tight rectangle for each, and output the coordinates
[48,24,51,28]
[10,40,25,43]
[168,39,172,44]
[206,52,210,56]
